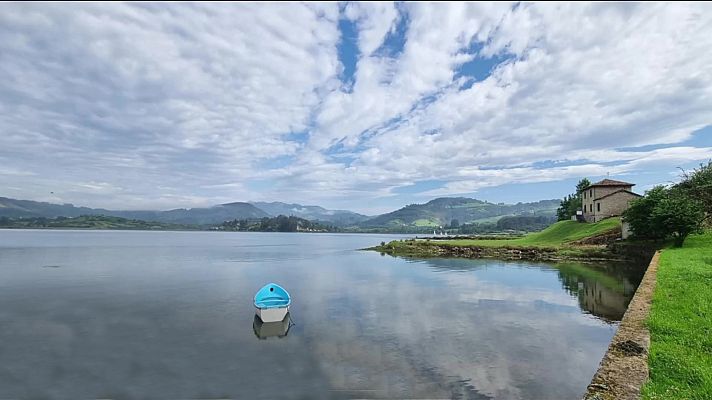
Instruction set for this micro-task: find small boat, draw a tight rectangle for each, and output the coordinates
[254,283,291,323]
[253,313,291,339]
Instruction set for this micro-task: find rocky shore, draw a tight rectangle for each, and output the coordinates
[368,239,631,262]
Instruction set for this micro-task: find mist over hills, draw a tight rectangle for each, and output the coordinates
[0,196,560,229]
[249,202,369,225]
[0,197,267,225]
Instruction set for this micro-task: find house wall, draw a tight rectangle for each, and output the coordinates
[621,221,632,239]
[582,185,634,222]
[594,191,639,222]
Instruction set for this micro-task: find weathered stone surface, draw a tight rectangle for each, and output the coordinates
[582,251,659,400]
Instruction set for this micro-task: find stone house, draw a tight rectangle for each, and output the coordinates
[581,179,642,223]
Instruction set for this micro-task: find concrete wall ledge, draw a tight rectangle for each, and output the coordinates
[582,251,660,400]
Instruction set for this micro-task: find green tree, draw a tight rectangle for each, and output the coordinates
[556,178,591,221]
[576,178,592,194]
[624,185,704,247]
[651,189,704,247]
[677,160,712,222]
[450,218,459,228]
[556,195,573,221]
[623,185,669,240]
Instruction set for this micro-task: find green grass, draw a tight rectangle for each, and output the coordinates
[412,218,440,227]
[642,232,712,400]
[437,217,621,248]
[468,215,508,224]
[370,218,624,260]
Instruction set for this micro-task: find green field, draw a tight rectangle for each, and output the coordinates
[437,217,621,248]
[412,218,440,227]
[642,232,712,400]
[468,215,508,224]
[371,218,624,260]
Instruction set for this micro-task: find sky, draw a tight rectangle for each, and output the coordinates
[0,2,711,215]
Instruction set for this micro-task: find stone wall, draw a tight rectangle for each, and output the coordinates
[583,185,634,222]
[595,191,639,222]
[582,251,659,400]
[582,186,632,222]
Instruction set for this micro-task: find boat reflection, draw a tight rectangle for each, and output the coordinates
[253,312,292,339]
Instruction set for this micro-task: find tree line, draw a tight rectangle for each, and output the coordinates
[556,178,591,221]
[555,162,710,247]
[217,215,336,232]
[624,161,710,247]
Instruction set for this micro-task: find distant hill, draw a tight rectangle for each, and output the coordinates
[0,215,198,230]
[118,202,269,225]
[0,197,115,218]
[360,197,560,228]
[250,201,369,226]
[0,195,560,231]
[217,214,333,232]
[0,197,267,225]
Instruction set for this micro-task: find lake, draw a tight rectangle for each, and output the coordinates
[0,230,645,399]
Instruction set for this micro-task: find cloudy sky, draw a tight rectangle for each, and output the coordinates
[1,2,710,214]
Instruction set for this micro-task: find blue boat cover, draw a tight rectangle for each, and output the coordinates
[254,283,291,309]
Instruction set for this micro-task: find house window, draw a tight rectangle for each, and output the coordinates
[597,203,600,212]
[590,204,593,212]
[590,189,593,197]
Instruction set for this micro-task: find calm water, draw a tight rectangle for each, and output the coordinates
[0,230,645,399]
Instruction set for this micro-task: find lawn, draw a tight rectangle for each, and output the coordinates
[412,218,440,227]
[372,217,623,260]
[468,214,509,224]
[437,217,621,248]
[642,232,712,400]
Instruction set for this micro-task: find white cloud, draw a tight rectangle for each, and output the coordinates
[299,2,712,208]
[344,2,399,56]
[0,2,710,212]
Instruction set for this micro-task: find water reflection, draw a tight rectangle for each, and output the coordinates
[253,313,292,339]
[0,230,647,400]
[556,262,642,322]
[415,257,644,322]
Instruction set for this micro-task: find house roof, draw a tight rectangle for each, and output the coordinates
[588,178,635,188]
[593,189,642,201]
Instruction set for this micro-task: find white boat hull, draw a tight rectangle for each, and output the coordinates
[256,306,289,323]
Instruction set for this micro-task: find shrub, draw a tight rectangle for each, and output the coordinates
[624,185,704,247]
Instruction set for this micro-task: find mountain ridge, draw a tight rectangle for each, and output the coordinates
[249,201,369,225]
[0,196,560,229]
[360,197,560,228]
[0,197,267,225]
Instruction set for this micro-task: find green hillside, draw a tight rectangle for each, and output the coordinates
[250,201,368,226]
[512,218,622,246]
[371,218,624,260]
[0,197,268,225]
[361,197,559,228]
[0,215,198,230]
[439,217,621,248]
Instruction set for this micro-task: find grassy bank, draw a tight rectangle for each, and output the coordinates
[437,217,621,248]
[642,232,712,399]
[370,218,624,260]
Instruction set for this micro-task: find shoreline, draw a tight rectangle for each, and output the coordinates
[367,240,643,263]
[365,218,659,263]
[582,251,659,400]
